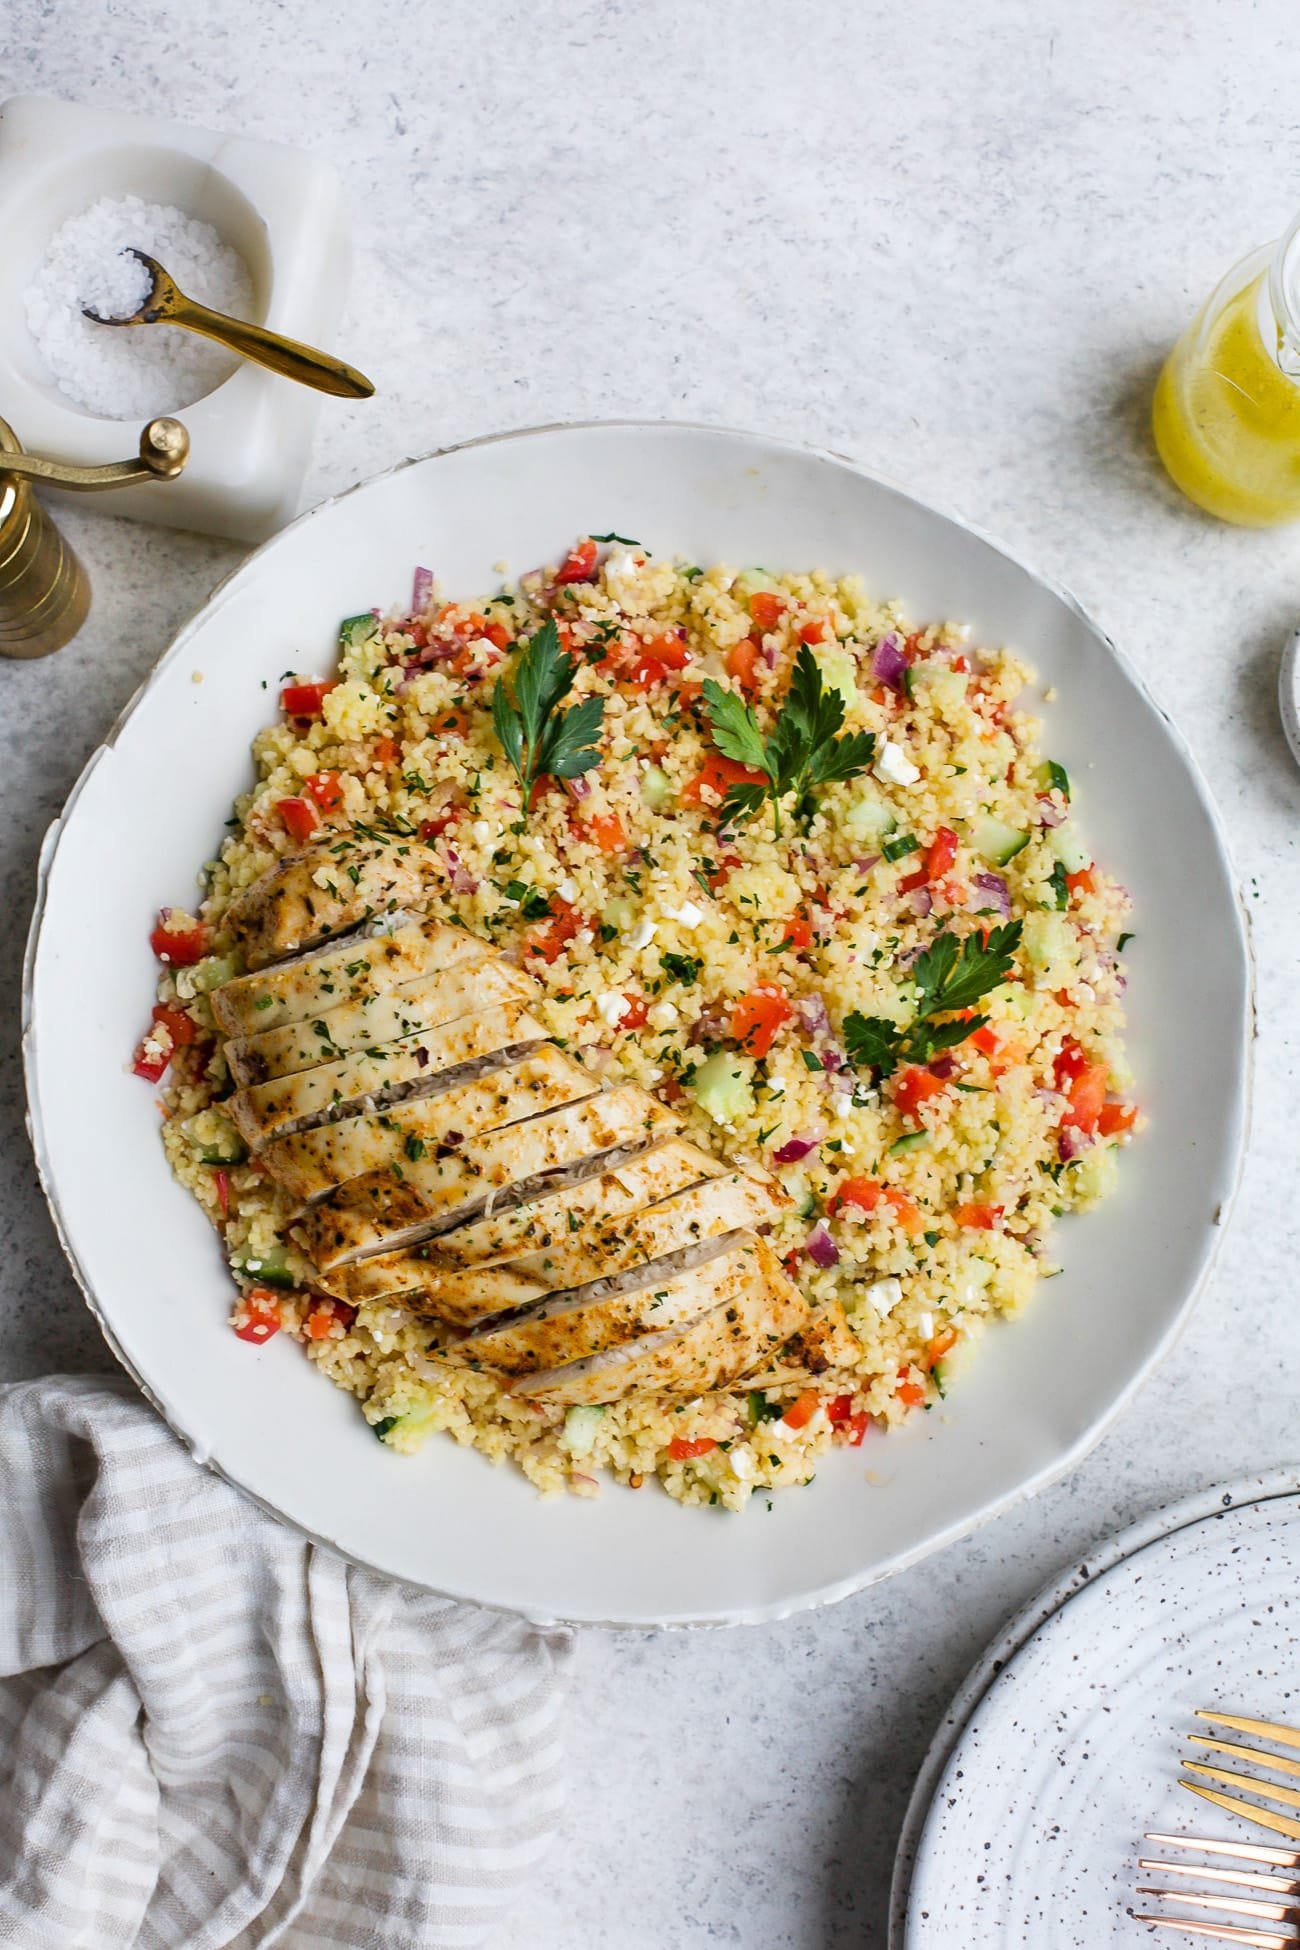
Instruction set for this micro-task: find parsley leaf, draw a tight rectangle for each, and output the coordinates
[843,1014,904,1078]
[844,924,1022,1076]
[660,951,701,986]
[701,646,875,836]
[491,620,605,808]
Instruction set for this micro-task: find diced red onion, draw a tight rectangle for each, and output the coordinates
[1036,796,1067,829]
[896,943,926,970]
[908,886,933,918]
[827,1068,854,1098]
[580,1043,614,1073]
[688,1006,729,1047]
[411,566,434,613]
[872,633,908,691]
[971,871,1012,918]
[853,855,880,873]
[1058,1126,1086,1162]
[773,1129,825,1164]
[820,1044,846,1075]
[761,640,779,670]
[442,845,479,895]
[928,1055,958,1080]
[805,1222,840,1268]
[563,774,593,801]
[797,993,831,1038]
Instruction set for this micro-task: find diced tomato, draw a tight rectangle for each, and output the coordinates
[581,811,627,855]
[280,680,336,718]
[779,914,813,951]
[213,1168,231,1217]
[968,1023,998,1055]
[667,1436,717,1461]
[1053,1039,1089,1089]
[781,1248,803,1280]
[483,619,513,650]
[641,632,691,670]
[706,852,741,893]
[1097,1100,1138,1137]
[683,751,767,809]
[1063,1061,1109,1136]
[149,911,209,967]
[1066,867,1096,899]
[828,1176,884,1216]
[277,796,320,843]
[151,1002,197,1048]
[372,737,401,767]
[892,1066,948,1122]
[619,992,649,1031]
[131,1027,172,1082]
[523,901,584,965]
[528,776,564,811]
[936,877,968,908]
[989,1036,1027,1078]
[304,770,344,811]
[798,616,829,645]
[555,537,599,584]
[418,805,460,842]
[953,1203,1002,1231]
[896,1376,926,1408]
[234,1289,281,1345]
[842,1411,871,1446]
[925,826,959,881]
[782,1389,821,1431]
[951,653,971,673]
[730,986,793,1058]
[749,591,785,633]
[725,638,762,693]
[826,1394,854,1425]
[925,1328,958,1368]
[306,1303,339,1341]
[897,866,929,895]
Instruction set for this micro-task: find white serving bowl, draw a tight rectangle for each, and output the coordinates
[23,422,1251,1628]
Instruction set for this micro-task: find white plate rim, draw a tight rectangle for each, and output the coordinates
[21,417,1256,1628]
[887,1464,1300,1944]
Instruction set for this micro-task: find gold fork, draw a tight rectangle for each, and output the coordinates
[1134,1712,1300,1945]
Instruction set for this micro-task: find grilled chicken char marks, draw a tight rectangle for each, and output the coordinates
[259,1044,599,1202]
[224,957,537,1087]
[511,1237,809,1404]
[226,1002,548,1148]
[293,1088,680,1273]
[210,918,490,1037]
[225,835,441,971]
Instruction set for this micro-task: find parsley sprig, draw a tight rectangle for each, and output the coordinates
[844,922,1023,1078]
[491,620,605,819]
[701,645,876,837]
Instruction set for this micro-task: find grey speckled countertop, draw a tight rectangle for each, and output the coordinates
[5,3,1300,1945]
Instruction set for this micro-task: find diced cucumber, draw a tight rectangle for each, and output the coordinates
[641,765,674,811]
[689,1052,754,1125]
[971,814,1030,866]
[185,1108,246,1166]
[1022,911,1074,978]
[842,790,897,845]
[1047,823,1090,873]
[339,612,378,650]
[796,1191,818,1219]
[560,1405,606,1458]
[734,568,778,598]
[908,664,968,714]
[1036,758,1070,798]
[813,646,859,712]
[600,894,637,933]
[1070,1143,1119,1205]
[189,953,240,994]
[231,1242,295,1289]
[748,1390,782,1424]
[889,1131,930,1156]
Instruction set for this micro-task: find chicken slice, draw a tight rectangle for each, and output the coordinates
[259,1044,598,1202]
[511,1237,808,1404]
[504,1169,783,1290]
[227,1001,547,1148]
[447,1232,765,1376]
[224,957,538,1086]
[294,1087,679,1273]
[210,918,493,1037]
[225,834,440,970]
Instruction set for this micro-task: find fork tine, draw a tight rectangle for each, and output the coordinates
[1193,1738,1300,1781]
[1198,1713,1300,1753]
[1181,1780,1300,1843]
[1185,1763,1300,1814]
[1139,1859,1300,1896]
[1146,1833,1300,1869]
[1136,1888,1300,1924]
[1131,1917,1292,1946]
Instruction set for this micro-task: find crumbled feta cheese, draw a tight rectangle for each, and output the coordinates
[833,1094,855,1119]
[471,820,493,843]
[767,1078,786,1097]
[647,1000,679,1031]
[643,1066,664,1084]
[665,899,705,929]
[917,1310,934,1340]
[555,876,578,905]
[574,929,594,947]
[596,992,631,1027]
[875,740,921,787]
[628,918,657,951]
[864,1276,903,1316]
[728,1446,754,1479]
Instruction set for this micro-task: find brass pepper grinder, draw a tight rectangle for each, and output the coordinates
[0,416,190,659]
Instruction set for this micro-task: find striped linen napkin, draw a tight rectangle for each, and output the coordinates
[0,1375,571,1949]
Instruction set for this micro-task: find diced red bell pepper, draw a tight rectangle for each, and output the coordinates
[897,866,930,895]
[926,1329,958,1369]
[213,1168,231,1217]
[306,1303,339,1341]
[149,911,209,966]
[826,1394,855,1424]
[372,736,401,768]
[419,805,460,842]
[779,914,813,951]
[523,901,584,965]
[730,986,793,1058]
[895,1376,926,1408]
[1097,1100,1138,1137]
[1063,1061,1108,1135]
[152,1002,198,1048]
[892,1066,948,1122]
[883,1186,923,1236]
[951,653,971,673]
[233,1288,282,1345]
[280,680,336,718]
[842,1411,870,1446]
[625,633,692,687]
[749,591,785,633]
[1054,1039,1089,1089]
[1066,867,1096,899]
[304,770,344,811]
[968,1024,999,1056]
[683,751,767,809]
[725,639,762,694]
[555,538,600,584]
[619,992,649,1031]
[706,852,741,893]
[277,796,320,843]
[483,619,513,650]
[925,826,959,881]
[798,617,829,645]
[667,1436,717,1460]
[782,1389,821,1430]
[581,811,627,855]
[953,1203,1002,1231]
[131,1028,172,1083]
[828,1176,884,1217]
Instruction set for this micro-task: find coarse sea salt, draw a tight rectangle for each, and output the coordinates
[24,194,255,419]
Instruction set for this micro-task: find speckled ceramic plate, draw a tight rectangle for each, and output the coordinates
[23,421,1252,1627]
[893,1471,1300,1948]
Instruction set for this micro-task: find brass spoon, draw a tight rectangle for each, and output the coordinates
[83,248,375,400]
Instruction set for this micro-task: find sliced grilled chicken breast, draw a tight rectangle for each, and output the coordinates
[227,1002,547,1148]
[512,1237,808,1404]
[428,1138,723,1270]
[210,918,490,1037]
[339,1262,551,1319]
[295,1088,679,1273]
[225,957,537,1086]
[505,1169,782,1290]
[449,1232,765,1376]
[259,1045,598,1201]
[226,835,440,970]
